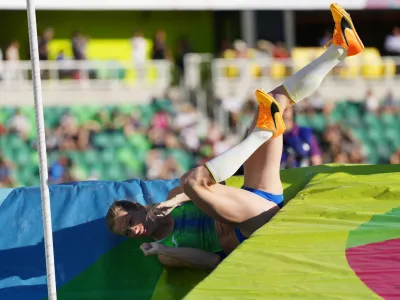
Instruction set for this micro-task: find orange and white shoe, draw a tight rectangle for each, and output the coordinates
[325,3,364,56]
[254,89,286,138]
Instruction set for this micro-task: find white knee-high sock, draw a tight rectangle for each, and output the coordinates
[205,45,347,183]
[283,44,347,103]
[205,128,273,183]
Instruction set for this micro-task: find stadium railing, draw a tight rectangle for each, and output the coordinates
[0,59,172,105]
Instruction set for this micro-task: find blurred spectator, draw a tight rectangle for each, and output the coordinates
[38,27,54,61]
[233,40,250,58]
[109,109,126,131]
[131,31,147,65]
[390,150,400,164]
[151,108,170,130]
[333,151,349,164]
[45,128,60,151]
[384,26,400,56]
[272,42,290,59]
[164,131,182,149]
[0,156,14,187]
[48,156,73,184]
[0,123,6,136]
[365,89,380,113]
[0,46,3,80]
[159,157,183,179]
[56,51,65,61]
[6,40,20,61]
[322,124,363,164]
[175,103,200,151]
[8,108,31,140]
[152,30,169,60]
[57,112,89,151]
[145,149,165,179]
[148,127,167,149]
[123,111,144,135]
[176,36,192,76]
[281,107,323,168]
[72,31,87,60]
[5,40,22,80]
[382,91,398,113]
[319,30,332,47]
[131,31,147,79]
[56,50,72,79]
[256,40,273,58]
[220,39,233,58]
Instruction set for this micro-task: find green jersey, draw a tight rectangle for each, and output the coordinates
[159,202,222,253]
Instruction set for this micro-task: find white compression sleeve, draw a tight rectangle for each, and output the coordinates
[283,44,347,103]
[205,128,273,183]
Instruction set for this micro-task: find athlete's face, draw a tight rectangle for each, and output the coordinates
[113,209,153,238]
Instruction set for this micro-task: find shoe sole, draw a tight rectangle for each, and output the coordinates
[331,3,364,50]
[255,89,278,108]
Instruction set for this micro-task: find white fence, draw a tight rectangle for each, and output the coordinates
[0,60,172,105]
[1,55,400,106]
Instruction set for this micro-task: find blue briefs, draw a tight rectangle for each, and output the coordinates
[234,186,284,243]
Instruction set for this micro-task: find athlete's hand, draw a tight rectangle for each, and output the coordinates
[140,242,164,256]
[147,200,177,221]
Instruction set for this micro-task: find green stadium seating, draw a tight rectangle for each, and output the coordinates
[363,113,381,129]
[116,147,144,175]
[126,134,151,151]
[308,114,326,133]
[167,149,194,171]
[294,114,310,127]
[1,100,398,187]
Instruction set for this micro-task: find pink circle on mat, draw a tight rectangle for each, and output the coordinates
[346,238,400,299]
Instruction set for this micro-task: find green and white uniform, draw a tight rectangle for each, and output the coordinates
[158,202,222,253]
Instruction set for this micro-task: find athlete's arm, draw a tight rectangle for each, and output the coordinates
[158,246,221,269]
[167,181,225,206]
[166,186,190,206]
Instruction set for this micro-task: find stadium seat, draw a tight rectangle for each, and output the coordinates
[117,104,138,115]
[93,133,110,149]
[368,128,382,143]
[295,114,310,127]
[270,61,287,80]
[382,57,397,77]
[361,48,383,79]
[83,150,99,167]
[71,106,101,125]
[308,113,326,133]
[126,134,151,151]
[100,148,116,165]
[381,113,397,128]
[116,147,144,175]
[363,113,381,129]
[167,149,194,171]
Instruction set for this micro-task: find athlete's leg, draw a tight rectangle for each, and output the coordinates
[181,3,364,235]
[242,3,365,193]
[203,3,364,185]
[180,166,280,236]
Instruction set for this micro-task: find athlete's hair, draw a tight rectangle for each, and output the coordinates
[106,200,145,234]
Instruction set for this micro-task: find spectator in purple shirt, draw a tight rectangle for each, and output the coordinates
[281,107,322,169]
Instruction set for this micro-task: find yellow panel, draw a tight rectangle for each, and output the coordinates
[48,40,74,60]
[361,48,383,79]
[86,39,132,60]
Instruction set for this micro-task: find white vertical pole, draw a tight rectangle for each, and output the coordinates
[241,10,256,48]
[25,0,57,299]
[283,10,296,53]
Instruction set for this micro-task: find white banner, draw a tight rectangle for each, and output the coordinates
[0,0,367,10]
